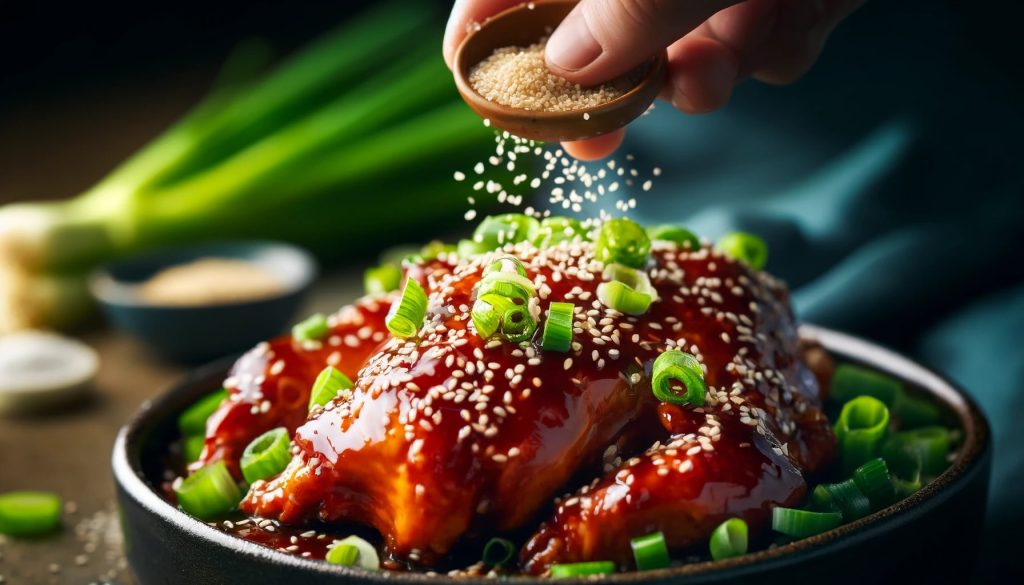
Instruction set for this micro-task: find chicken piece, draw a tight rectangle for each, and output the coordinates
[243,239,833,567]
[196,294,393,476]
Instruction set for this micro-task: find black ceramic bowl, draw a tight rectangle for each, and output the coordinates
[91,241,317,362]
[112,326,991,585]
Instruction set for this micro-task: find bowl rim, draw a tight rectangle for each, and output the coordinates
[112,325,990,582]
[89,239,318,309]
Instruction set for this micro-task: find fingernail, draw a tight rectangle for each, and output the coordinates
[545,9,602,71]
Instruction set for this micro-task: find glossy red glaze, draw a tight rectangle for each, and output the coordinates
[235,240,834,569]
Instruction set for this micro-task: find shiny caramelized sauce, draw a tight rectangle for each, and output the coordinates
[170,239,838,573]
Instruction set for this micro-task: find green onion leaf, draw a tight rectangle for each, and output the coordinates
[597,263,656,315]
[824,479,872,521]
[853,458,896,510]
[541,302,575,353]
[595,218,651,269]
[829,364,901,405]
[500,305,537,343]
[646,224,700,251]
[550,561,617,578]
[808,484,839,513]
[327,535,380,569]
[484,256,527,277]
[0,491,62,536]
[385,278,427,338]
[716,232,768,270]
[175,461,243,520]
[473,214,540,251]
[293,313,329,342]
[882,426,954,478]
[835,395,890,476]
[482,537,516,567]
[709,518,748,561]
[178,388,229,438]
[183,434,207,464]
[652,350,707,406]
[308,366,354,411]
[631,531,671,570]
[771,507,842,538]
[240,427,292,484]
[363,263,402,295]
[478,271,536,303]
[532,216,586,248]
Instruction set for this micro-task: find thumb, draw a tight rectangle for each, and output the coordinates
[546,0,739,86]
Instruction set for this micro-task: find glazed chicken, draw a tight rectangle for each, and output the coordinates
[200,238,835,571]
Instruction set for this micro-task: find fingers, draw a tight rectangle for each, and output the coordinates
[545,0,739,86]
[561,129,627,161]
[443,0,523,69]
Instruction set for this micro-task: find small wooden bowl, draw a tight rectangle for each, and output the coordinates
[453,0,667,142]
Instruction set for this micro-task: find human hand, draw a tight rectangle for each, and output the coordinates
[444,0,864,160]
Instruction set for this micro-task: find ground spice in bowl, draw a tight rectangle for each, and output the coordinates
[468,36,640,112]
[137,258,286,306]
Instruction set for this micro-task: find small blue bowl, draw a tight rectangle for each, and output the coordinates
[90,241,317,362]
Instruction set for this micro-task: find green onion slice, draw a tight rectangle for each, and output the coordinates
[484,256,528,277]
[458,238,491,258]
[829,364,901,405]
[183,434,207,464]
[597,263,656,315]
[715,232,768,270]
[709,518,748,561]
[473,214,540,250]
[385,278,428,338]
[853,458,896,510]
[0,491,62,536]
[595,218,651,269]
[363,263,402,295]
[327,535,380,569]
[550,561,616,578]
[240,427,292,484]
[293,312,330,342]
[533,216,586,247]
[541,302,575,353]
[631,531,671,570]
[308,366,354,411]
[646,224,700,251]
[771,507,842,538]
[500,305,537,343]
[482,537,516,567]
[178,388,229,438]
[808,484,839,513]
[835,395,890,476]
[478,271,536,303]
[473,293,536,342]
[652,350,707,406]
[175,461,243,520]
[419,240,457,262]
[825,479,872,521]
[882,426,954,478]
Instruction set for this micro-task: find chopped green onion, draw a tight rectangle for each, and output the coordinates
[541,302,575,353]
[835,395,890,476]
[808,484,839,513]
[829,364,901,405]
[651,350,706,406]
[500,305,537,343]
[385,278,427,338]
[175,461,242,520]
[597,263,656,315]
[0,491,62,536]
[473,293,536,343]
[646,224,700,250]
[771,507,842,538]
[716,232,768,270]
[824,479,872,521]
[419,240,457,262]
[892,392,943,428]
[853,458,896,510]
[478,270,536,303]
[893,475,922,499]
[484,256,527,277]
[550,561,617,578]
[363,263,402,295]
[631,532,670,571]
[473,214,540,250]
[308,366,354,410]
[482,537,516,567]
[595,218,651,269]
[882,426,954,478]
[327,535,380,569]
[709,518,748,561]
[183,434,207,463]
[178,388,229,438]
[458,238,490,257]
[533,216,587,247]
[293,313,330,342]
[240,427,292,484]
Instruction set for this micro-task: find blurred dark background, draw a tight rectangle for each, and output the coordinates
[1,0,1021,582]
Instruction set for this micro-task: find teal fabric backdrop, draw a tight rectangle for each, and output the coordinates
[595,0,1020,579]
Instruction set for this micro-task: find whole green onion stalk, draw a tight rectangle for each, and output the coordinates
[0,1,498,332]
